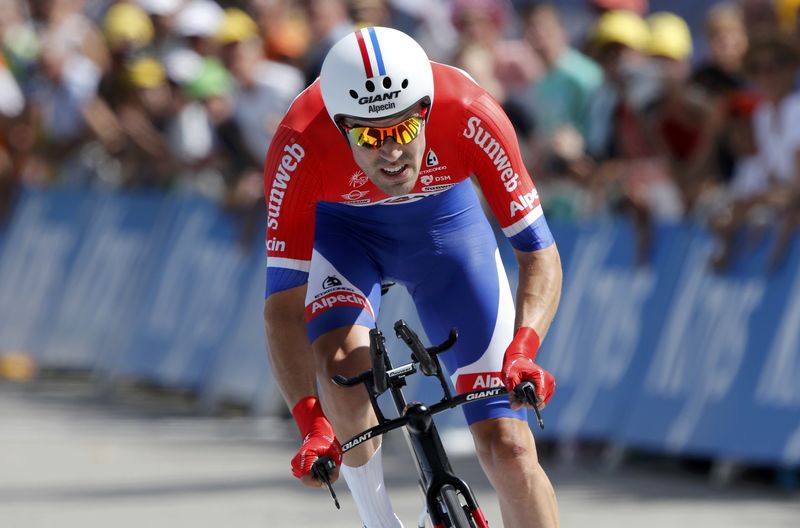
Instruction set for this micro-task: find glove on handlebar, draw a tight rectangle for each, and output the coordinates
[501,327,555,406]
[291,397,342,479]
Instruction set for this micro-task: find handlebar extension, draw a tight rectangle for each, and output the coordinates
[394,320,455,376]
[369,327,390,395]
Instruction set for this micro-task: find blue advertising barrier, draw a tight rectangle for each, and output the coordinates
[0,189,95,358]
[0,187,798,466]
[535,222,800,466]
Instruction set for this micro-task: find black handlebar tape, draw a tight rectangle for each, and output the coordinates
[394,320,437,376]
[369,328,389,394]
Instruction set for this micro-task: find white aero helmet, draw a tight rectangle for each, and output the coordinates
[320,26,434,124]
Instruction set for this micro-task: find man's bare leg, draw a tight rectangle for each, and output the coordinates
[313,324,403,527]
[470,417,559,527]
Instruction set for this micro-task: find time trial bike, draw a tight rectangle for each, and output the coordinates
[312,319,543,528]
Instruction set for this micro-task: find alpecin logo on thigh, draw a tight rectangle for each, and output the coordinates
[306,289,375,320]
[456,372,504,394]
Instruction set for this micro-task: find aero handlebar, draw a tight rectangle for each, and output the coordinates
[315,320,546,516]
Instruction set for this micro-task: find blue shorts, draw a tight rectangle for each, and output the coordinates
[304,181,526,425]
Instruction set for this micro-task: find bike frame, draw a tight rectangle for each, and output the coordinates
[333,321,495,528]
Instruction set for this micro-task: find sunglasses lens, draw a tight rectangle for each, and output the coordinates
[347,115,424,149]
[396,117,423,144]
[352,128,381,148]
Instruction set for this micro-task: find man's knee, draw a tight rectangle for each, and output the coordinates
[471,417,538,465]
[312,325,372,380]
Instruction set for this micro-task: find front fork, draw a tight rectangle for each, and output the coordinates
[403,402,488,527]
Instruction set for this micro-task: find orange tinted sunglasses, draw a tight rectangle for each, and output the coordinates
[344,107,428,149]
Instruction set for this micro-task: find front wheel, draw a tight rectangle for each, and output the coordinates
[438,484,475,528]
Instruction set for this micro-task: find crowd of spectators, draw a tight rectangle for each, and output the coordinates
[1,0,799,267]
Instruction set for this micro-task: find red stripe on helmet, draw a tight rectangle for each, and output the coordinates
[354,29,373,78]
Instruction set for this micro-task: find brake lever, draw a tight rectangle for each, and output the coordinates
[311,456,340,509]
[514,381,545,430]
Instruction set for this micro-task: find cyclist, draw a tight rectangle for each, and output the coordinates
[264,26,562,527]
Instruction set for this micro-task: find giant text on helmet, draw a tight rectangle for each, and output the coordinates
[358,91,401,114]
[267,143,305,230]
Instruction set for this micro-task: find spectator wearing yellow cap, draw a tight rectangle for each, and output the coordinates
[214,7,304,230]
[583,9,684,262]
[103,2,155,53]
[647,12,693,71]
[585,10,660,159]
[98,3,157,118]
[645,12,694,111]
[642,13,718,216]
[590,8,649,46]
[114,56,176,187]
[776,0,800,32]
[215,8,303,165]
[127,57,173,129]
[215,7,259,46]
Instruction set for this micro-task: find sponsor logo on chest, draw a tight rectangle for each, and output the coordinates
[342,189,370,201]
[349,171,368,188]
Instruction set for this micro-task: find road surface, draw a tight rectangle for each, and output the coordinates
[1,381,797,527]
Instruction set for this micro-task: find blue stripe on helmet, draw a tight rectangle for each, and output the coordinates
[367,27,386,76]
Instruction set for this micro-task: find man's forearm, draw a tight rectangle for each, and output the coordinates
[513,243,563,339]
[263,286,318,408]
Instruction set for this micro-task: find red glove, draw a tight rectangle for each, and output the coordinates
[501,327,555,407]
[290,397,342,479]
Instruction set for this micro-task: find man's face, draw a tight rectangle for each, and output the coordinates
[341,107,427,197]
[526,8,565,63]
[749,50,798,102]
